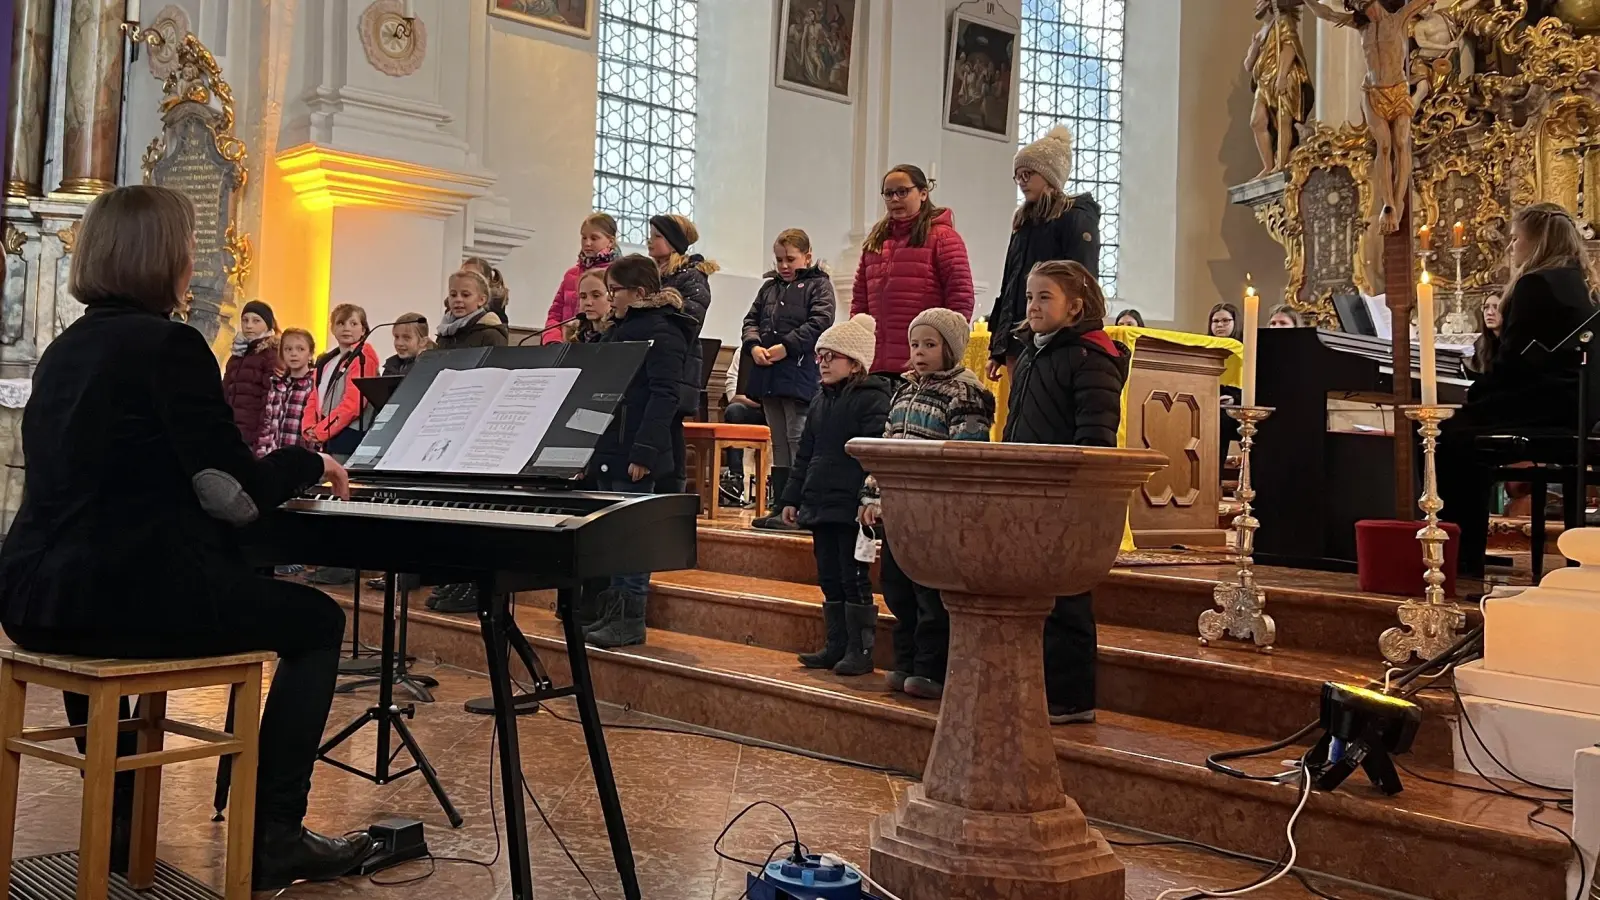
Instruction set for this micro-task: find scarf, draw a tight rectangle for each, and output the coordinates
[578,247,617,270]
[437,306,490,339]
[231,333,254,357]
[1033,329,1060,349]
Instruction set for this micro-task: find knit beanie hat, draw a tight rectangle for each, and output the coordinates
[1013,124,1074,192]
[909,308,972,366]
[816,313,877,371]
[240,300,277,333]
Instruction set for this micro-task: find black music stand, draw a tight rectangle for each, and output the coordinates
[335,574,437,701]
[334,376,409,679]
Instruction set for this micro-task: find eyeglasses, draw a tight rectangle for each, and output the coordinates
[816,349,842,365]
[881,187,915,201]
[1014,169,1037,186]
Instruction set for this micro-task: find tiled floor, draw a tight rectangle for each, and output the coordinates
[6,665,1393,900]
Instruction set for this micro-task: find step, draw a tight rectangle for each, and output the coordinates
[644,570,1457,766]
[343,596,1570,900]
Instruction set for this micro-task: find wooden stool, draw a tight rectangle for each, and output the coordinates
[0,649,272,900]
[683,421,771,520]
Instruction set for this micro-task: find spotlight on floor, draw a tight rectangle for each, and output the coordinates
[1306,682,1422,795]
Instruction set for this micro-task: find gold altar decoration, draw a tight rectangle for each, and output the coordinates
[1200,405,1275,652]
[127,26,252,357]
[1379,405,1468,664]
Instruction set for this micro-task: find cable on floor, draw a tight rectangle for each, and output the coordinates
[1154,756,1313,900]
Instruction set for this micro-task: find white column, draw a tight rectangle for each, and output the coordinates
[1314,19,1364,126]
[1118,0,1182,322]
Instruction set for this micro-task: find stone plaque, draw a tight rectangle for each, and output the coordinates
[148,106,237,347]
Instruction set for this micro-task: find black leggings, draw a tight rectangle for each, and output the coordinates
[1045,593,1097,713]
[880,537,947,680]
[812,522,873,606]
[4,578,345,826]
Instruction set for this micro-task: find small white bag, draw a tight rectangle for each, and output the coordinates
[854,524,881,564]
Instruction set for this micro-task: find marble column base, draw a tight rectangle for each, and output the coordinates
[869,784,1125,900]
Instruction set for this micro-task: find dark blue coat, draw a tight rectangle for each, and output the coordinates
[781,375,893,526]
[592,291,696,479]
[741,267,835,402]
[662,256,716,414]
[987,194,1101,362]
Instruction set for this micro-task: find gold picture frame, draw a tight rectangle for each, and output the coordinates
[489,0,594,40]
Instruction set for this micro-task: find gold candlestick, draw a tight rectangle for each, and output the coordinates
[1379,405,1467,664]
[1201,405,1276,652]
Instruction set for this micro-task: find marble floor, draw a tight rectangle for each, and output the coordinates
[6,665,1397,900]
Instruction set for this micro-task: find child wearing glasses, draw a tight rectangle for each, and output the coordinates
[985,125,1102,380]
[850,165,975,379]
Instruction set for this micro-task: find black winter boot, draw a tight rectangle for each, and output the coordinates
[586,592,647,648]
[753,468,799,531]
[798,600,847,669]
[832,603,878,676]
[584,588,628,638]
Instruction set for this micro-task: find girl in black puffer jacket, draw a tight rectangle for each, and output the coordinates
[781,314,892,678]
[648,214,718,492]
[1003,260,1128,726]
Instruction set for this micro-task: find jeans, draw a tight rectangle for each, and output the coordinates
[880,536,947,680]
[723,402,767,479]
[4,578,345,826]
[812,522,873,606]
[759,397,808,469]
[1044,592,1097,713]
[601,473,657,596]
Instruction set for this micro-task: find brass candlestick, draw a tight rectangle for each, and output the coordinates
[1379,405,1468,664]
[1200,405,1276,652]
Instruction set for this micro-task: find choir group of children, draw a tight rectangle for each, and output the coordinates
[221,125,1119,724]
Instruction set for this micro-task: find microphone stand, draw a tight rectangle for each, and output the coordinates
[516,315,583,345]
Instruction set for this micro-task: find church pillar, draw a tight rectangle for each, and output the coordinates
[57,0,125,195]
[5,0,54,197]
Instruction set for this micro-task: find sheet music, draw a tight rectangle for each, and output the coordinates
[375,368,580,474]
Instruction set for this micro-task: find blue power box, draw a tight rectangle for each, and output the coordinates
[744,855,885,900]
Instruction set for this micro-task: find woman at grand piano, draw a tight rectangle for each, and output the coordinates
[1438,203,1599,576]
[0,186,373,889]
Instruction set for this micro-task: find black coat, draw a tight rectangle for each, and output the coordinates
[1002,319,1128,447]
[436,309,509,350]
[383,354,416,377]
[0,303,323,633]
[1466,264,1595,426]
[741,267,834,402]
[663,256,716,413]
[593,292,696,479]
[782,376,893,526]
[988,195,1101,361]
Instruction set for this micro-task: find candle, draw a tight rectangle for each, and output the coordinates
[1418,270,1437,406]
[1452,220,1464,248]
[402,0,415,17]
[1242,276,1259,408]
[1418,224,1431,252]
[126,0,140,21]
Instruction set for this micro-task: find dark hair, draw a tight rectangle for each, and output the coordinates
[1469,291,1503,376]
[70,185,196,315]
[605,254,664,295]
[1208,302,1243,340]
[330,303,369,331]
[864,165,945,253]
[1029,260,1107,323]
[280,327,316,355]
[1114,308,1145,327]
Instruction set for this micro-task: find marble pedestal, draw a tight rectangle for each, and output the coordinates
[847,439,1167,900]
[1454,529,1600,789]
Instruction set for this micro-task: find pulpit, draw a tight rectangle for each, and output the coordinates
[849,439,1167,900]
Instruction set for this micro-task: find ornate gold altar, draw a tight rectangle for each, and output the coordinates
[1237,1,1600,328]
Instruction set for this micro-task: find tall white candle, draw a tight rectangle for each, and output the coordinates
[1242,278,1259,407]
[126,0,140,21]
[1418,270,1437,406]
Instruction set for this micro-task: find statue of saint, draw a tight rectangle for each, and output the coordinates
[1303,0,1438,233]
[1246,0,1311,179]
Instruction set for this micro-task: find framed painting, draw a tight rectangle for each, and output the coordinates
[775,0,862,103]
[489,0,593,39]
[943,12,1018,142]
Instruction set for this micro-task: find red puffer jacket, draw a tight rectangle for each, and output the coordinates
[850,207,975,374]
[222,336,279,443]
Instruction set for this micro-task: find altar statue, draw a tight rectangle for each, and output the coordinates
[1246,0,1311,178]
[1410,0,1480,109]
[1303,0,1438,233]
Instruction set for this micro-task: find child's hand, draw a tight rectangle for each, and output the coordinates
[781,506,798,526]
[985,359,1004,381]
[858,504,879,527]
[628,463,650,482]
[766,344,788,363]
[752,346,771,366]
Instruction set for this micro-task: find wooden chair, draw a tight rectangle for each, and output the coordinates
[683,421,770,520]
[0,648,272,900]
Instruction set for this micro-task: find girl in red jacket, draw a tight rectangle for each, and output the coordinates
[222,300,280,443]
[302,303,380,457]
[851,164,976,376]
[543,213,617,344]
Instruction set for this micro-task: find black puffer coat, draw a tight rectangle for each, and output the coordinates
[662,255,718,412]
[1002,318,1128,448]
[782,376,893,526]
[593,290,696,479]
[988,195,1101,362]
[741,267,834,402]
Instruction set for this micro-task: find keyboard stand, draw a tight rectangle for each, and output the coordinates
[478,583,640,900]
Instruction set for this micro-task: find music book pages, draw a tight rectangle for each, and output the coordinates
[374,367,581,474]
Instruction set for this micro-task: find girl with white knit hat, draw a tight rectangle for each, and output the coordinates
[781,314,893,677]
[985,124,1102,379]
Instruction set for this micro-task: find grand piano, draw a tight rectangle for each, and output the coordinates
[1253,328,1470,568]
[243,343,696,900]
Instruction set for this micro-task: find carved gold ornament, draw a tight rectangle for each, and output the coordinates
[1281,123,1377,324]
[55,223,77,254]
[2,225,25,257]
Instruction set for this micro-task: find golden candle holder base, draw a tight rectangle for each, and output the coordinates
[1200,405,1276,653]
[1379,405,1468,665]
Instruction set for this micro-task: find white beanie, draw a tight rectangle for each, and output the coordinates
[1013,124,1074,192]
[909,308,972,365]
[816,313,877,371]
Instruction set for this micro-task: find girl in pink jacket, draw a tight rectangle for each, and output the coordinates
[851,164,976,375]
[544,212,618,344]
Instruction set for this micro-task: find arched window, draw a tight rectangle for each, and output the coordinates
[1019,0,1125,295]
[593,0,700,247]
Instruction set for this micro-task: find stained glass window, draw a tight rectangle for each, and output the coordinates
[593,0,700,247]
[1019,0,1125,295]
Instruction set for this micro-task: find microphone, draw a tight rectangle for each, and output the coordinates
[516,315,583,346]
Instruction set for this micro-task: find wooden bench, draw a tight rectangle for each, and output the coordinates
[0,648,272,900]
[683,421,771,520]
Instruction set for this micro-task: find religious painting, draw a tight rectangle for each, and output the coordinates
[775,0,861,103]
[943,12,1017,142]
[489,0,592,40]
